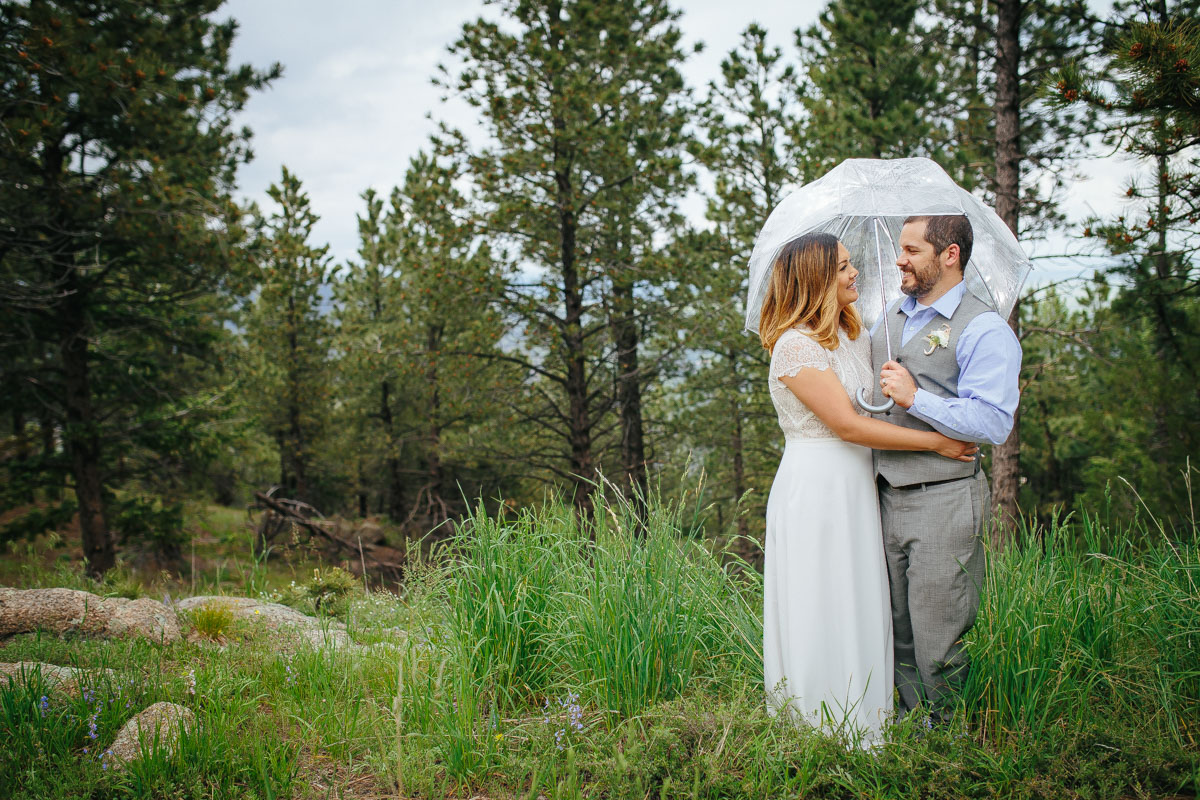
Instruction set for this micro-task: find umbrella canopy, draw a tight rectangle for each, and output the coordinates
[744,157,1032,334]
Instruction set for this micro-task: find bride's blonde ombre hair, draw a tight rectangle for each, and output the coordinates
[758,232,862,353]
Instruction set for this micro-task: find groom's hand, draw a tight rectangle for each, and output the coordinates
[880,361,917,409]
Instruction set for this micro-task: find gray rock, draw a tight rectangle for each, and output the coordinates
[0,588,180,643]
[176,595,354,651]
[0,661,119,697]
[107,597,182,643]
[106,701,195,768]
[298,626,353,649]
[0,588,112,636]
[176,595,322,629]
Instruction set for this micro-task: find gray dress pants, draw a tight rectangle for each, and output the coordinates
[879,471,988,722]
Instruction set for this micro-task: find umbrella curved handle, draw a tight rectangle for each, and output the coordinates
[856,387,895,414]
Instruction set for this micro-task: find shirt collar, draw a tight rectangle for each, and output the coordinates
[899,281,966,320]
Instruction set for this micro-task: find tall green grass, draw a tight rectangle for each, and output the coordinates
[962,507,1199,748]
[437,491,760,722]
[2,486,1197,798]
[0,645,298,799]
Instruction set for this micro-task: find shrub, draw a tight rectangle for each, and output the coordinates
[304,566,359,613]
[188,601,235,640]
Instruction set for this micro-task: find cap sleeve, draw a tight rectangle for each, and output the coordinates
[770,329,830,381]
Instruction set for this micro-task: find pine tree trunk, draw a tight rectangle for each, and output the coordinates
[61,287,113,577]
[288,399,308,503]
[276,430,289,492]
[612,278,647,519]
[356,456,369,518]
[285,299,309,503]
[991,0,1023,537]
[1147,153,1193,375]
[12,406,33,503]
[426,324,448,525]
[561,218,595,518]
[379,380,406,521]
[549,6,595,519]
[40,413,58,501]
[730,386,748,542]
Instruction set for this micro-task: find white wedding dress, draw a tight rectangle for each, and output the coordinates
[763,326,893,746]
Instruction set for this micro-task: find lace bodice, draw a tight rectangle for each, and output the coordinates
[768,327,874,440]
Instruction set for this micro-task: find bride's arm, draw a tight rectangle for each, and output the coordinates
[779,368,977,461]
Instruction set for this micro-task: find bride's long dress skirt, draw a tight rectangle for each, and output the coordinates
[763,437,894,746]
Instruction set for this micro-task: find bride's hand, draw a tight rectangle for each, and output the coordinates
[935,435,979,462]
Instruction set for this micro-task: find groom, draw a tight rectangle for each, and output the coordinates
[871,214,1022,724]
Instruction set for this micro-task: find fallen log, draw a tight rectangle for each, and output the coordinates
[252,492,406,584]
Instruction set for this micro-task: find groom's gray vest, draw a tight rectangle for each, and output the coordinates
[871,290,993,487]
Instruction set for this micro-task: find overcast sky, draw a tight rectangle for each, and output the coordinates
[223,0,1128,280]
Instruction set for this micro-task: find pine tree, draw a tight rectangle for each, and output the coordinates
[678,24,807,552]
[928,0,1099,532]
[0,0,278,573]
[241,168,334,507]
[438,0,692,515]
[387,153,511,525]
[335,150,515,527]
[1049,0,1200,511]
[335,188,407,520]
[797,0,954,173]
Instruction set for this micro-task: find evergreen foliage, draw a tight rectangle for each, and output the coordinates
[437,0,693,514]
[240,167,335,507]
[674,25,807,553]
[798,0,953,172]
[334,151,514,527]
[0,0,279,573]
[0,0,1197,566]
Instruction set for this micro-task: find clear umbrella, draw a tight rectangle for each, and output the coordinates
[743,157,1032,412]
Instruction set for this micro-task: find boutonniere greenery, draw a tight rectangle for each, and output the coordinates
[923,323,952,355]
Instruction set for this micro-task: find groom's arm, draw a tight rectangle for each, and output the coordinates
[883,314,1022,444]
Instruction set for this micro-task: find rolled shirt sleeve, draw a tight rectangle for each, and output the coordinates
[907,312,1022,445]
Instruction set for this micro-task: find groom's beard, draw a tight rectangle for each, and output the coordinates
[901,261,943,298]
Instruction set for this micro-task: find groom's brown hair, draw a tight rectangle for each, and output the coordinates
[903,214,973,271]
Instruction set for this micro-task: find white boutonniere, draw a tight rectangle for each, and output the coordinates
[923,323,952,355]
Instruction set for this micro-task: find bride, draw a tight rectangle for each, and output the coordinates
[759,232,976,746]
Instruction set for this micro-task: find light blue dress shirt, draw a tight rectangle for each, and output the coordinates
[871,281,1022,445]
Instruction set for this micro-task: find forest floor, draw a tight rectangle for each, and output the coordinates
[1,498,1198,799]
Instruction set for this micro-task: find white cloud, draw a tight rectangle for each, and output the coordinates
[223,0,1130,287]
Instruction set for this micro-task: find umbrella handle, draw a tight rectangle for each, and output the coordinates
[856,387,895,414]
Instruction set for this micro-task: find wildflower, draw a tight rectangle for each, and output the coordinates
[494,733,504,742]
[559,692,584,732]
[38,695,49,716]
